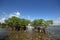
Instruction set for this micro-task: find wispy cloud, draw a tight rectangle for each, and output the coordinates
[9,11,20,18]
[53,17,60,25]
[0,17,6,23]
[0,11,20,23]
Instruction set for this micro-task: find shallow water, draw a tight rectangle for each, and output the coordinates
[7,30,49,40]
[0,28,9,39]
[47,26,60,40]
[0,26,60,40]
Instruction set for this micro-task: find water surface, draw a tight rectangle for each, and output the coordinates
[47,26,60,40]
[0,28,9,39]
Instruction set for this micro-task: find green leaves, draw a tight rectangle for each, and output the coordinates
[32,19,53,27]
[4,16,31,27]
[0,16,53,28]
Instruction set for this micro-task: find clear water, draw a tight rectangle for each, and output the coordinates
[0,26,60,40]
[47,26,60,40]
[0,28,9,39]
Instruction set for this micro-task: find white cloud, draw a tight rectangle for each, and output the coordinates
[53,17,60,25]
[53,21,60,25]
[0,11,20,23]
[16,12,20,16]
[9,11,20,18]
[0,17,6,23]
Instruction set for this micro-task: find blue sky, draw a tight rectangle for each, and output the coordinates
[0,0,60,25]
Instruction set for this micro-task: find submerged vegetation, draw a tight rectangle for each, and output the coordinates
[6,30,50,40]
